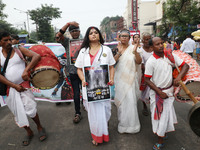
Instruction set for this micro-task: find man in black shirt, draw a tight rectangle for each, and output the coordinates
[56,21,82,123]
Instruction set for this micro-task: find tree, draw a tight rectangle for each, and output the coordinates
[100,16,123,41]
[160,0,200,40]
[0,20,19,33]
[0,1,23,34]
[157,2,171,39]
[29,4,61,42]
[0,0,7,20]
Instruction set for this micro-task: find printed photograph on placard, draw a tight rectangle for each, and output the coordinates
[69,39,83,65]
[84,64,111,102]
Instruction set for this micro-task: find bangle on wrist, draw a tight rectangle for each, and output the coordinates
[59,29,65,34]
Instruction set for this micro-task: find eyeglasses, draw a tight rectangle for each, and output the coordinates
[70,29,80,33]
[55,37,59,39]
[121,35,129,38]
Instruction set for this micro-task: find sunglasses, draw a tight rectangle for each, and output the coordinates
[55,37,60,39]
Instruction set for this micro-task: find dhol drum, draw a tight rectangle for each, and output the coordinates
[29,45,61,89]
[173,50,200,137]
[173,50,200,102]
[188,101,200,137]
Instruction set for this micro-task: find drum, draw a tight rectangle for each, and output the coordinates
[188,101,200,137]
[29,45,61,89]
[173,50,200,102]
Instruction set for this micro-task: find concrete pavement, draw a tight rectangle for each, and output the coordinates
[0,100,200,150]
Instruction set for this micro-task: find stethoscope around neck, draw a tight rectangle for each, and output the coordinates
[83,45,103,62]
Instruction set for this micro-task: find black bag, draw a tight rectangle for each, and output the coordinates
[0,79,7,96]
[0,48,13,96]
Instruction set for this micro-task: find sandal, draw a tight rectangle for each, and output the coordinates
[22,134,34,146]
[73,114,82,124]
[38,128,47,142]
[153,143,164,150]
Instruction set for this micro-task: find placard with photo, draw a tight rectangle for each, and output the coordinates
[69,39,83,65]
[84,64,111,102]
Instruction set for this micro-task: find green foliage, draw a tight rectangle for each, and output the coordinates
[0,20,19,34]
[19,30,28,35]
[30,31,38,42]
[0,0,7,20]
[160,0,200,40]
[100,16,110,26]
[100,15,121,26]
[29,4,61,42]
[0,1,23,34]
[28,38,37,44]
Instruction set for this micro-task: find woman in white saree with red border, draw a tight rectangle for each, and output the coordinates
[75,27,115,146]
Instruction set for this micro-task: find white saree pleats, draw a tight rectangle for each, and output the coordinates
[114,45,141,133]
[83,100,110,143]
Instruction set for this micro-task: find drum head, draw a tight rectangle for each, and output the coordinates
[177,81,200,101]
[31,69,60,89]
[188,102,200,137]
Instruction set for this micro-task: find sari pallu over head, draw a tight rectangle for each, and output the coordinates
[114,45,142,107]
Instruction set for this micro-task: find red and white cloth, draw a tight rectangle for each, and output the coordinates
[173,50,200,101]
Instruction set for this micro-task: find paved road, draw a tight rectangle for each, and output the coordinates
[0,100,200,150]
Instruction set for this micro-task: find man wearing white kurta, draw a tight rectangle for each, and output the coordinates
[144,37,189,149]
[180,34,196,57]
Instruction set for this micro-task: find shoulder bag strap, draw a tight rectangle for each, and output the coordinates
[1,48,13,75]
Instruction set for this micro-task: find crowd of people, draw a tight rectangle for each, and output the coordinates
[2,20,199,150]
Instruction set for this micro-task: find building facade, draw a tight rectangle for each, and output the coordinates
[123,0,157,35]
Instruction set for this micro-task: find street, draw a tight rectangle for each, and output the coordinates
[0,100,200,150]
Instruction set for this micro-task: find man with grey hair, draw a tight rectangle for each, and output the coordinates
[140,32,152,116]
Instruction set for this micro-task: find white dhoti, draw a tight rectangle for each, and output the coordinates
[149,87,177,137]
[83,100,110,143]
[1,48,37,128]
[6,88,37,128]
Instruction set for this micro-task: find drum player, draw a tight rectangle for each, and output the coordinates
[0,31,47,146]
[56,21,82,124]
[144,37,189,150]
